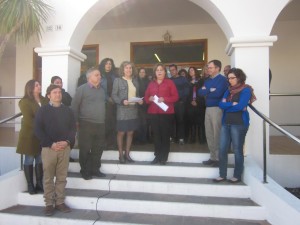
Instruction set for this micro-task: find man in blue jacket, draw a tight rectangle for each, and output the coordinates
[198,60,228,167]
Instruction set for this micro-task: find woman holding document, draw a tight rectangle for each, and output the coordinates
[144,63,179,165]
[112,61,143,164]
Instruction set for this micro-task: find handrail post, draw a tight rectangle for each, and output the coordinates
[263,121,268,183]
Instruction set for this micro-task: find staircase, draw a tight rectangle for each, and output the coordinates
[0,150,271,225]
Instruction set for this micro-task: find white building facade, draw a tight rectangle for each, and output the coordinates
[1,0,299,186]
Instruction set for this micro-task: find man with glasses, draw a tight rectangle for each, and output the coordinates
[198,60,228,167]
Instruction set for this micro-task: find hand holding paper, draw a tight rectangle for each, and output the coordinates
[153,95,169,112]
[128,97,144,103]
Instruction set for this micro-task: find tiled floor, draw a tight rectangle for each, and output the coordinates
[0,127,299,154]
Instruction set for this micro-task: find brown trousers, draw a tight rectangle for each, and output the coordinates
[41,146,70,206]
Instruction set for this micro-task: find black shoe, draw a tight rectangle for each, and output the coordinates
[202,159,216,166]
[81,172,92,180]
[119,155,126,164]
[92,171,106,177]
[160,160,167,165]
[126,154,135,163]
[212,160,219,167]
[151,157,159,164]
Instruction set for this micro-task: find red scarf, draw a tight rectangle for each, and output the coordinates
[227,83,257,104]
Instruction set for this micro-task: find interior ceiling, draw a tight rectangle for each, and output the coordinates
[2,0,300,57]
[93,0,300,30]
[93,0,215,30]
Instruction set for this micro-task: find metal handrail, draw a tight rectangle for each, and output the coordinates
[0,96,22,99]
[277,124,300,127]
[0,112,23,169]
[270,93,300,97]
[249,104,300,183]
[0,112,22,125]
[249,105,300,144]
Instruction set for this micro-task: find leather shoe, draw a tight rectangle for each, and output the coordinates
[125,154,135,163]
[160,160,167,165]
[55,203,71,213]
[44,205,54,216]
[150,157,159,164]
[202,159,216,166]
[92,171,106,177]
[119,155,126,164]
[81,172,92,180]
[212,160,219,167]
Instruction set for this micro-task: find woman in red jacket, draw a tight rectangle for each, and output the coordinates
[144,63,179,165]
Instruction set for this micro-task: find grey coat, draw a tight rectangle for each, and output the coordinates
[111,77,140,121]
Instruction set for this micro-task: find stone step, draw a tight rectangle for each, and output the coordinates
[68,160,235,179]
[70,150,235,164]
[17,189,265,220]
[66,172,251,198]
[0,205,271,225]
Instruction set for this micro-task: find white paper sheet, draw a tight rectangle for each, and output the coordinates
[128,97,144,103]
[153,95,169,112]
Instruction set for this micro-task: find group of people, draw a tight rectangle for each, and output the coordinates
[17,78,76,216]
[16,57,256,216]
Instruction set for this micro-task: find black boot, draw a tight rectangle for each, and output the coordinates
[35,163,44,193]
[24,165,36,195]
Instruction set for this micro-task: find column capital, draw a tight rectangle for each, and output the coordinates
[225,35,278,56]
[34,46,87,62]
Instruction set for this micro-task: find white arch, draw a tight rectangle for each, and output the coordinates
[51,0,291,50]
[15,0,295,176]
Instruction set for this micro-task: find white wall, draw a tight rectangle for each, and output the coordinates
[85,23,230,68]
[270,20,300,136]
[0,57,16,126]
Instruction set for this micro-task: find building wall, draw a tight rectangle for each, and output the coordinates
[85,23,230,69]
[0,57,16,127]
[1,20,300,135]
[270,20,300,136]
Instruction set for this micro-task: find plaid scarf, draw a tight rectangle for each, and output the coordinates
[227,83,257,104]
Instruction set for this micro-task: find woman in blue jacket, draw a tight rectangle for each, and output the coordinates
[213,68,256,183]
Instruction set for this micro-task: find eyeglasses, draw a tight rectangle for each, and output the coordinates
[207,67,216,70]
[227,76,236,80]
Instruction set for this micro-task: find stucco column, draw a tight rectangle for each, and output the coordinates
[34,47,86,96]
[226,36,277,166]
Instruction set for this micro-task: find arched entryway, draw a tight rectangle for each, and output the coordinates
[34,0,290,160]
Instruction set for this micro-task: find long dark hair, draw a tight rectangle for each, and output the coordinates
[187,67,200,81]
[98,58,116,75]
[23,79,41,100]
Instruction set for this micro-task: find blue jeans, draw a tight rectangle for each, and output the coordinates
[24,154,42,166]
[219,124,248,180]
